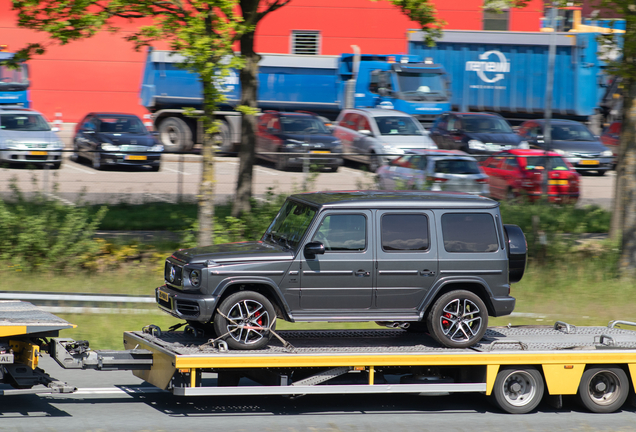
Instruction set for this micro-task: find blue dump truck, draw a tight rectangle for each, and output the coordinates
[408,30,609,132]
[0,47,30,108]
[140,48,451,151]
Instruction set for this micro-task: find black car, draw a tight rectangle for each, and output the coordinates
[256,111,343,171]
[429,112,529,155]
[72,113,163,171]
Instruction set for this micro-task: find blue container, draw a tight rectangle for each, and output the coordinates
[408,31,603,120]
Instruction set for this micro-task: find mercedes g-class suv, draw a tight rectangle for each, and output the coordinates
[157,191,527,350]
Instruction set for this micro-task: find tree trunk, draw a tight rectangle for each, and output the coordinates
[232,8,260,218]
[618,78,636,277]
[198,78,216,247]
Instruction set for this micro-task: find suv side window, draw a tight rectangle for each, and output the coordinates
[381,214,429,252]
[312,214,366,252]
[441,213,499,253]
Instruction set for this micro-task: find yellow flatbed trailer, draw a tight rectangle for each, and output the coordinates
[122,322,636,414]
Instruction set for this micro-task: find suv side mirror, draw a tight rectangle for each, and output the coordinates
[304,241,325,259]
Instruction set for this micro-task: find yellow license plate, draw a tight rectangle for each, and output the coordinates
[158,290,169,302]
[549,180,568,185]
[580,159,599,165]
[29,151,48,156]
[126,155,147,161]
[310,150,330,154]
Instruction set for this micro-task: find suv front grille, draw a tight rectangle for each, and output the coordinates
[120,145,148,152]
[165,261,183,287]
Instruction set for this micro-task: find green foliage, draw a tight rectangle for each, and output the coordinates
[385,0,445,46]
[0,181,107,272]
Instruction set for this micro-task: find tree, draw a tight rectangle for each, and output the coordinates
[10,0,245,247]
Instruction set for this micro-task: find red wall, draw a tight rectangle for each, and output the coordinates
[0,0,543,122]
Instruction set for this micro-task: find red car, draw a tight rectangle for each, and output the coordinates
[481,149,580,204]
[601,121,621,160]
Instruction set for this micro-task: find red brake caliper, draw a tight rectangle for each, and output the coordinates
[442,313,451,328]
[254,311,263,326]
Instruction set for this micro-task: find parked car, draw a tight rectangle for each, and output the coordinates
[480,149,580,204]
[256,111,343,171]
[600,121,621,161]
[157,190,526,350]
[332,108,436,171]
[376,149,489,195]
[429,112,529,155]
[516,119,614,176]
[72,112,163,171]
[0,106,64,169]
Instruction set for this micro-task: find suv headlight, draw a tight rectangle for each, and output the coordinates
[189,269,201,287]
[518,140,530,149]
[602,150,613,157]
[468,139,486,150]
[284,139,304,148]
[149,144,164,152]
[101,143,119,152]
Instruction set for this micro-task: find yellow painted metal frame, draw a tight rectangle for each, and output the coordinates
[9,340,40,369]
[124,332,636,395]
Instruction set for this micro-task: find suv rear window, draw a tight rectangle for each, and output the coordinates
[381,214,429,252]
[441,213,498,253]
[434,159,480,174]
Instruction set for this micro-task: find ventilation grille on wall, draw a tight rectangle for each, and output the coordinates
[292,31,320,55]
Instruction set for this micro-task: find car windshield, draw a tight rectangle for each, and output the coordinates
[550,124,596,141]
[376,116,422,136]
[525,155,570,171]
[97,116,146,134]
[280,116,330,134]
[434,158,481,175]
[396,72,447,99]
[0,113,50,131]
[463,116,513,133]
[262,199,317,251]
[0,63,28,86]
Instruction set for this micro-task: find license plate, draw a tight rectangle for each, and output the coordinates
[126,155,147,161]
[29,151,48,156]
[310,150,330,154]
[549,180,568,186]
[580,159,599,165]
[158,290,169,302]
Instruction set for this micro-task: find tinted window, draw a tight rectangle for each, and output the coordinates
[434,159,481,174]
[312,214,366,251]
[550,124,595,141]
[463,116,513,133]
[375,116,422,136]
[381,214,429,252]
[97,116,146,134]
[0,113,50,131]
[442,213,498,253]
[280,116,330,134]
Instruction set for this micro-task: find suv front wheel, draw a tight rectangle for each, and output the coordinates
[213,291,276,350]
[427,290,488,348]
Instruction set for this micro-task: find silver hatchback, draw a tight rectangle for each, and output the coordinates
[376,149,489,195]
[0,106,64,169]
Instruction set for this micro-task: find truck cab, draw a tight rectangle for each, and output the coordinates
[0,47,30,108]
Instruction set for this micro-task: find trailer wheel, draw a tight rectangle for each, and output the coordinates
[426,290,488,348]
[577,366,629,413]
[213,291,275,350]
[158,117,193,152]
[492,367,544,414]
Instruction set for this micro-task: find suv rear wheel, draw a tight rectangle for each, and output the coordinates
[213,291,276,350]
[426,290,488,348]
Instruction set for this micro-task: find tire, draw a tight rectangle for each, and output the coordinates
[594,170,607,176]
[213,291,276,350]
[368,151,380,173]
[70,140,81,162]
[426,290,488,348]
[150,164,161,172]
[275,153,288,171]
[50,162,61,170]
[214,120,234,154]
[92,152,102,171]
[491,367,545,414]
[158,117,193,152]
[325,165,339,173]
[577,366,629,413]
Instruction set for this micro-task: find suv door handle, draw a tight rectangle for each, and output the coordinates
[420,270,436,276]
[355,270,370,277]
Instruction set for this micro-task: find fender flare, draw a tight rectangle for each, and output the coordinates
[212,277,293,320]
[417,276,496,319]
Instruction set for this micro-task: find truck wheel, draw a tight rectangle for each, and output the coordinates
[213,291,275,350]
[577,366,629,413]
[426,290,488,348]
[214,120,234,154]
[158,117,193,152]
[491,367,544,414]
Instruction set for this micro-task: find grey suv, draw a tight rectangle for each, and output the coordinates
[157,191,526,350]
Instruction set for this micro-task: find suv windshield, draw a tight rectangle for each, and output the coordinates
[97,116,146,134]
[463,116,513,134]
[396,72,447,100]
[0,113,50,131]
[263,199,317,250]
[434,158,481,175]
[281,116,330,135]
[376,116,422,136]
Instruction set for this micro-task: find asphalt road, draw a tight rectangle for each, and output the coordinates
[1,356,635,432]
[0,152,616,208]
